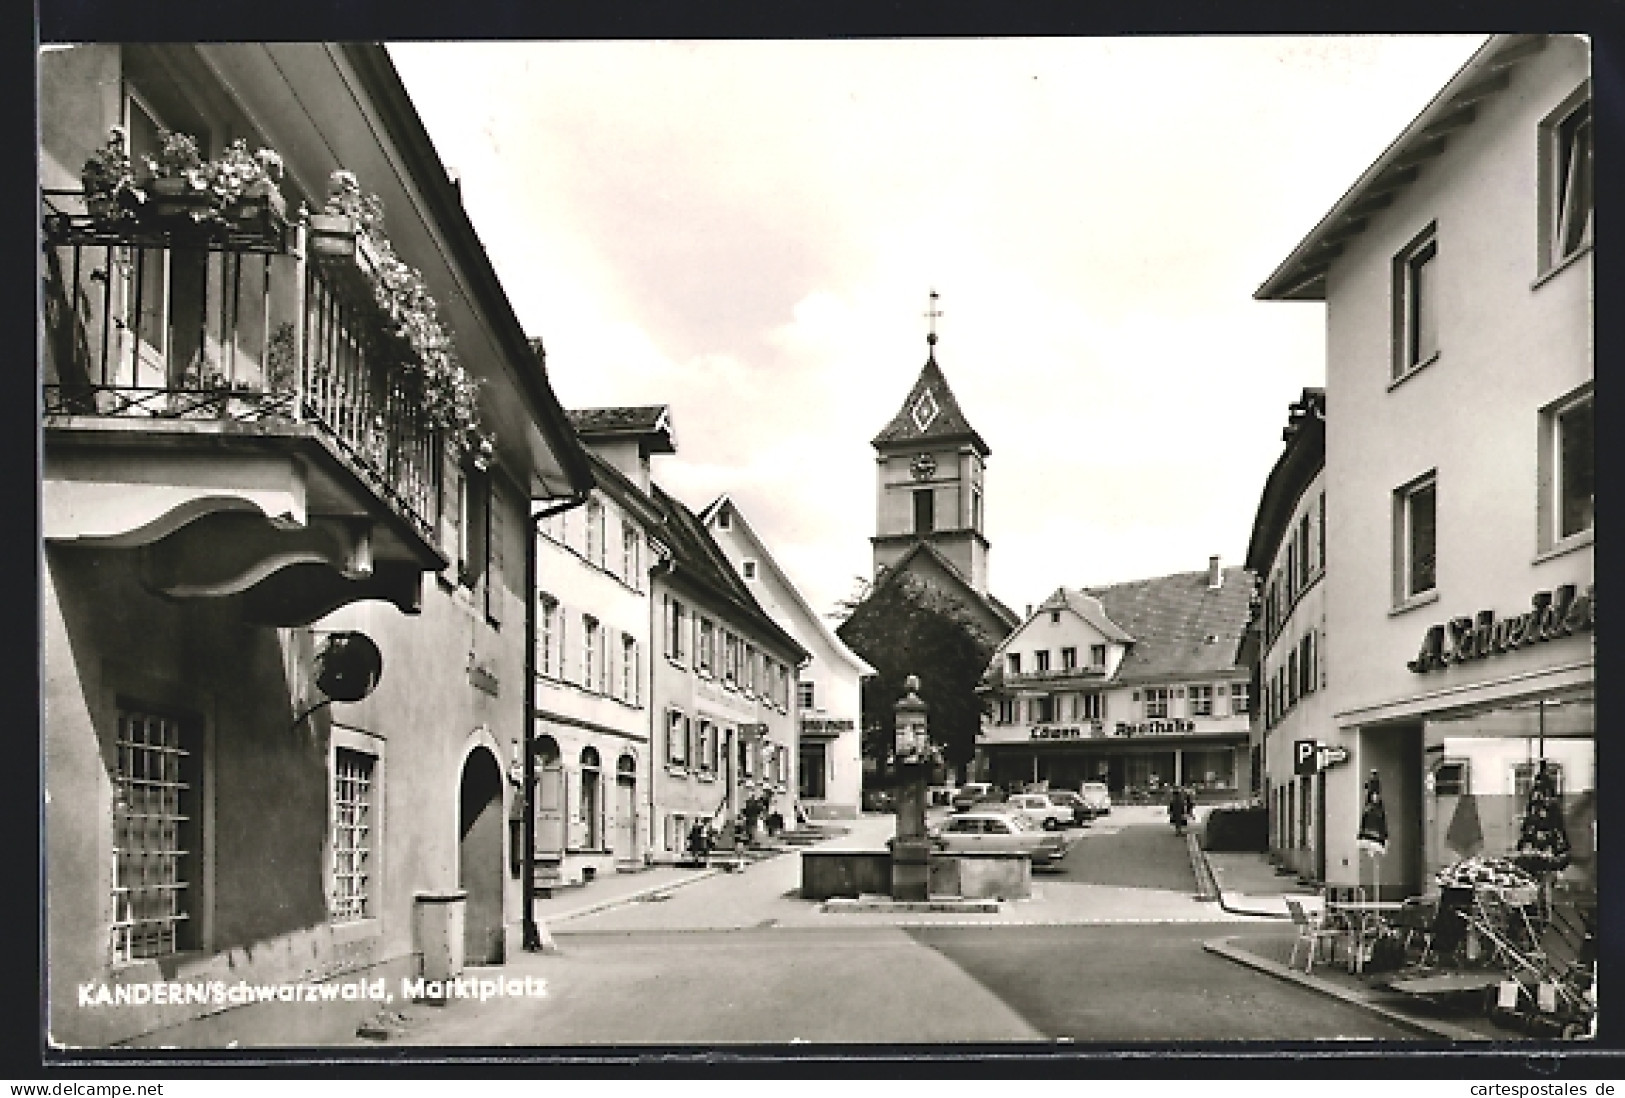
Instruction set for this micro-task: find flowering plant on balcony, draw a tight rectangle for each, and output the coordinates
[204,139,286,217]
[311,168,492,458]
[79,127,143,222]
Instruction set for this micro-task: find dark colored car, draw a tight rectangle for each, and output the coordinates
[950,782,1006,812]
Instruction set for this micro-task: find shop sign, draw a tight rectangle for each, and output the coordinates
[801,718,855,732]
[1114,718,1195,737]
[1408,583,1595,674]
[1030,723,1104,740]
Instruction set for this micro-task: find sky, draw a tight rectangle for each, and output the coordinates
[389,36,1489,624]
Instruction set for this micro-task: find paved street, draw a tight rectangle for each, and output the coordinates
[345,807,1419,1046]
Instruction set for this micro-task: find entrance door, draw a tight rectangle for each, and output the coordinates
[533,736,564,856]
[800,741,827,800]
[613,755,636,861]
[458,747,505,966]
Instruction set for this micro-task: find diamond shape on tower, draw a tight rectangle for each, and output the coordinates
[872,344,989,456]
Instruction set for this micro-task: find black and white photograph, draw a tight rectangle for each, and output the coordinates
[36,33,1596,1054]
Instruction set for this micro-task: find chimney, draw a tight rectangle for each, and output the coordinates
[1207,555,1222,589]
[1025,604,1033,619]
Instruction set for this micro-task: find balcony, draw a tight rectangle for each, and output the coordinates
[42,193,450,624]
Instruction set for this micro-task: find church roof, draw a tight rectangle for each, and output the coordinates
[871,344,990,456]
[871,539,1020,634]
[1085,566,1256,682]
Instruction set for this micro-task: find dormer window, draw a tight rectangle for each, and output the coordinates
[742,559,758,581]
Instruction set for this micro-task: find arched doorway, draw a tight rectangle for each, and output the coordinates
[533,735,564,856]
[458,746,505,966]
[579,746,602,851]
[614,753,637,862]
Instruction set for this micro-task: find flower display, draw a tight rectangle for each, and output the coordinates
[79,127,286,231]
[316,169,492,454]
[80,127,142,220]
[1434,855,1538,891]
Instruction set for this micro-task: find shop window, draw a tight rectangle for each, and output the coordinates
[1394,472,1438,603]
[1392,223,1439,379]
[1513,761,1563,799]
[1541,89,1593,273]
[1539,386,1594,550]
[112,705,201,963]
[1433,759,1470,796]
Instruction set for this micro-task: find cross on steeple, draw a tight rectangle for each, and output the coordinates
[924,289,942,348]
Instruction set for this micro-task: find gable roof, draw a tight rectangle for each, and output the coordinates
[871,344,990,456]
[698,495,875,677]
[871,539,1021,635]
[1256,34,1541,301]
[650,483,808,665]
[1084,566,1256,682]
[1034,587,1136,644]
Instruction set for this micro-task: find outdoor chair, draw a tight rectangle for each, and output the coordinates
[1391,896,1437,966]
[1286,897,1343,974]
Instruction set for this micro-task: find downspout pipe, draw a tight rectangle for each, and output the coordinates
[523,488,590,952]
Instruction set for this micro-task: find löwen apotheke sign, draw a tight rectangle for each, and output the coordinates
[1408,583,1594,674]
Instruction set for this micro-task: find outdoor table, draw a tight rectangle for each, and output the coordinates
[1326,899,1406,973]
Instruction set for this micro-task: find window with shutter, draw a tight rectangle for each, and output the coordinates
[439,443,464,572]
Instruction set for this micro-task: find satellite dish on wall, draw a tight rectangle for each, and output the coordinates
[314,631,383,703]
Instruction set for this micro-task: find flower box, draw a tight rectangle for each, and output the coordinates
[225,180,288,237]
[146,176,216,224]
[308,213,386,305]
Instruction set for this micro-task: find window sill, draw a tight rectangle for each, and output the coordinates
[329,916,382,946]
[1532,241,1591,290]
[665,764,689,777]
[697,772,717,783]
[1387,350,1440,393]
[665,657,688,671]
[1389,590,1440,617]
[1533,528,1593,565]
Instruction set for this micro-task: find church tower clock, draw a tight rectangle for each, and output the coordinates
[870,292,992,597]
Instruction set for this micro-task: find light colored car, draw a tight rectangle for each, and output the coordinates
[1079,781,1112,816]
[929,811,1067,865]
[1002,792,1073,830]
[1045,789,1093,826]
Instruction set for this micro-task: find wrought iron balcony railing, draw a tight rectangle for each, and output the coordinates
[42,192,441,542]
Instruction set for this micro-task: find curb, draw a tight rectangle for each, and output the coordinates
[542,865,725,927]
[1201,936,1491,1042]
[1192,842,1294,919]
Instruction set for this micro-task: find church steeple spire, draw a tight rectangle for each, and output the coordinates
[871,291,989,456]
[924,288,942,354]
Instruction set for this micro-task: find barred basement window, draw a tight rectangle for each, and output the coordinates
[112,707,198,964]
[331,748,375,922]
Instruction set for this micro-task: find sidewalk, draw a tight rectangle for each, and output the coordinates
[1201,846,1320,917]
[1201,932,1514,1041]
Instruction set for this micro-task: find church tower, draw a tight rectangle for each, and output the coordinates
[870,293,992,596]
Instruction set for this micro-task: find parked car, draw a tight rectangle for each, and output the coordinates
[1079,781,1112,816]
[1002,792,1073,830]
[928,811,1067,866]
[951,782,1001,812]
[1045,789,1093,826]
[928,785,958,807]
